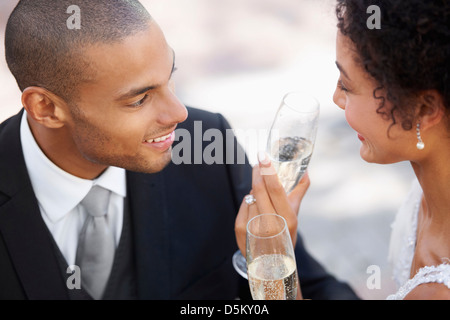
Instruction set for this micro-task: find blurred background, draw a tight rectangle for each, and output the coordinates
[0,0,414,299]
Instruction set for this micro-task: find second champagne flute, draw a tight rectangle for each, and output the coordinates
[246,213,299,300]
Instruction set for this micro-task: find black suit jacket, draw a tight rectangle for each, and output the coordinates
[0,107,358,300]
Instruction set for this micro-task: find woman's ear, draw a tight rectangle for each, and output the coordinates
[21,86,68,129]
[415,90,446,131]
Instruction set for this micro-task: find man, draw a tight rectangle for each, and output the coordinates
[0,0,358,299]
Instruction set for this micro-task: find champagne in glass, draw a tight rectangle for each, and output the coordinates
[267,92,319,193]
[246,214,299,300]
[248,253,298,300]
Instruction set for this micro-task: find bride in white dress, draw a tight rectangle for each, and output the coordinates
[235,0,450,299]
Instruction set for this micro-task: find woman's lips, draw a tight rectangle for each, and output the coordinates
[357,133,365,142]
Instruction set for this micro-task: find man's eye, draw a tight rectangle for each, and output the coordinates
[129,94,149,108]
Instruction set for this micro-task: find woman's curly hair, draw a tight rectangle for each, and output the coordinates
[336,0,450,130]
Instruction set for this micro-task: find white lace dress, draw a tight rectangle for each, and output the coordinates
[386,179,450,300]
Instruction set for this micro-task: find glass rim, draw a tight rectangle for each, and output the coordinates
[281,91,320,114]
[246,213,288,240]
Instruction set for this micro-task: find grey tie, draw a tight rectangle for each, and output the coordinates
[76,185,115,300]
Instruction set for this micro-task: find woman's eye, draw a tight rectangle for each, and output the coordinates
[129,94,149,108]
[338,80,349,92]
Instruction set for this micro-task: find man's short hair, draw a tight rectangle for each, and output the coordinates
[5,0,152,102]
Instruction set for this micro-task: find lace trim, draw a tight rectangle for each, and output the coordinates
[386,263,450,300]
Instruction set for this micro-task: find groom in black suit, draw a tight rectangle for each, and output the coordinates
[0,0,358,300]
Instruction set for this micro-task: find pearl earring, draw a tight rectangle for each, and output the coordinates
[416,123,425,150]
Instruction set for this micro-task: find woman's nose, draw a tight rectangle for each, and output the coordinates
[333,86,346,110]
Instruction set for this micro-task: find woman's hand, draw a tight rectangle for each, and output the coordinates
[234,152,310,257]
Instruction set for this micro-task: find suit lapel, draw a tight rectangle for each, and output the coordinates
[127,170,171,299]
[0,110,68,299]
[0,189,69,299]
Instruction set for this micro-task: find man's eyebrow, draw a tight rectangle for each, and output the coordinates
[116,49,176,101]
[335,61,351,80]
[117,85,156,101]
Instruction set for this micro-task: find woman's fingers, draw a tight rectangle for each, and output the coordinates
[235,152,311,255]
[287,171,310,216]
[235,196,250,255]
[256,151,312,244]
[246,192,259,221]
[257,152,296,220]
[235,165,277,256]
[251,165,276,215]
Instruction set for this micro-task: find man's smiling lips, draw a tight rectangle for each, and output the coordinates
[144,132,173,143]
[143,131,176,150]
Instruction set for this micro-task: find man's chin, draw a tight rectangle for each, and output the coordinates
[124,152,172,174]
[89,147,173,174]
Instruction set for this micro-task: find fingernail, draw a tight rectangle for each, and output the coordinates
[257,151,270,166]
[258,151,277,176]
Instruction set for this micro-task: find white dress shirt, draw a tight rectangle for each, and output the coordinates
[20,111,126,266]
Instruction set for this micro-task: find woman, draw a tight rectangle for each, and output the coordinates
[235,0,450,299]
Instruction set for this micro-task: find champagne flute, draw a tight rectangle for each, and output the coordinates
[266,92,319,193]
[246,213,298,300]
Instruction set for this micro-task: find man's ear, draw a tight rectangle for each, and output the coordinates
[21,86,68,129]
[415,90,446,131]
